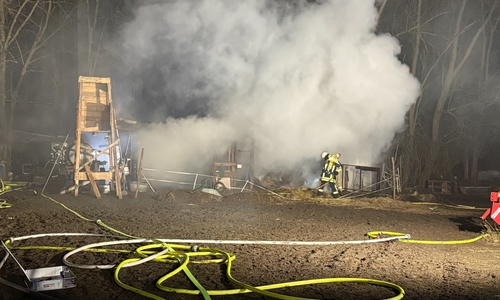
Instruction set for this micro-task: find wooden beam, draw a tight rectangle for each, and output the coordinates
[78,76,111,84]
[74,81,83,196]
[75,172,113,181]
[84,165,101,199]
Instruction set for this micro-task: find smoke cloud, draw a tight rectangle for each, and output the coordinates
[118,0,420,185]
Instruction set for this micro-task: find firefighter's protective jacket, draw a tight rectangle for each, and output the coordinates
[320,153,341,183]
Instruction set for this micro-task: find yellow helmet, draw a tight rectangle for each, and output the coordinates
[321,151,329,159]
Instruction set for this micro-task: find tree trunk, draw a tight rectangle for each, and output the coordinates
[0,0,7,163]
[0,49,10,166]
[408,0,421,142]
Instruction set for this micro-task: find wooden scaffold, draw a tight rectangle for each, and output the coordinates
[73,76,122,199]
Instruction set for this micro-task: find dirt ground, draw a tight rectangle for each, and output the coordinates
[1,182,500,300]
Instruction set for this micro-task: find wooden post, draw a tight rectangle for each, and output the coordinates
[135,148,144,199]
[74,81,83,196]
[110,105,122,199]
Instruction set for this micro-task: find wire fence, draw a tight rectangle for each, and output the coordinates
[140,166,398,200]
[141,168,285,198]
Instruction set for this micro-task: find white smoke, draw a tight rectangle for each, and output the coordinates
[118,0,420,185]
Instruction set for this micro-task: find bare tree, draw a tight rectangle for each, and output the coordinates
[419,0,498,184]
[77,0,123,76]
[379,0,500,188]
[0,0,71,168]
[458,4,500,184]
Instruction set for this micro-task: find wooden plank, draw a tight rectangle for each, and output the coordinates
[75,172,113,181]
[109,102,122,199]
[80,126,100,132]
[80,83,109,105]
[78,76,111,84]
[84,165,101,199]
[84,104,108,111]
[84,109,109,115]
[213,162,238,167]
[81,84,108,91]
[74,81,83,197]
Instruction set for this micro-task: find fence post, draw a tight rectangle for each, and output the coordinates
[193,174,199,190]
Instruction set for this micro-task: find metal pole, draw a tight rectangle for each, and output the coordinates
[135,148,144,199]
[41,129,72,195]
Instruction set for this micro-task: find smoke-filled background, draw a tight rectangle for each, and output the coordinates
[116,0,420,184]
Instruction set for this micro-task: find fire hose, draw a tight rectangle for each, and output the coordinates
[0,178,32,208]
[0,192,491,300]
[2,228,489,300]
[2,193,409,300]
[3,232,407,300]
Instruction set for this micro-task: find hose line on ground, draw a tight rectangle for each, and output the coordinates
[412,202,487,210]
[0,200,11,209]
[40,193,94,222]
[3,228,489,300]
[2,191,488,300]
[3,233,407,300]
[366,231,488,244]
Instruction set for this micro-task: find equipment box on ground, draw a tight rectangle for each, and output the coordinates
[26,266,76,291]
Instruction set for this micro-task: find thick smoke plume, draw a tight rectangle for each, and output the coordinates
[118,0,420,185]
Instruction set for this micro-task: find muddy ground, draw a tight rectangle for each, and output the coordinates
[0,182,499,300]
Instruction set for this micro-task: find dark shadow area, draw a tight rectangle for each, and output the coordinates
[449,216,484,233]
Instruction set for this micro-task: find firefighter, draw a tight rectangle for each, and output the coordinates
[317,152,342,198]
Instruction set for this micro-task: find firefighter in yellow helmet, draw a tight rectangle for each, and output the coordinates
[317,152,342,198]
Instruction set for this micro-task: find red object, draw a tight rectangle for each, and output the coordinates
[482,192,500,225]
[490,192,500,202]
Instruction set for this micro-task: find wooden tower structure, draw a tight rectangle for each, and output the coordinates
[73,76,122,199]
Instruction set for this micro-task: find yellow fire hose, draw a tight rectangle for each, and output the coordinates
[0,192,491,300]
[4,229,489,300]
[366,231,488,245]
[0,178,33,208]
[0,178,12,208]
[58,238,406,300]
